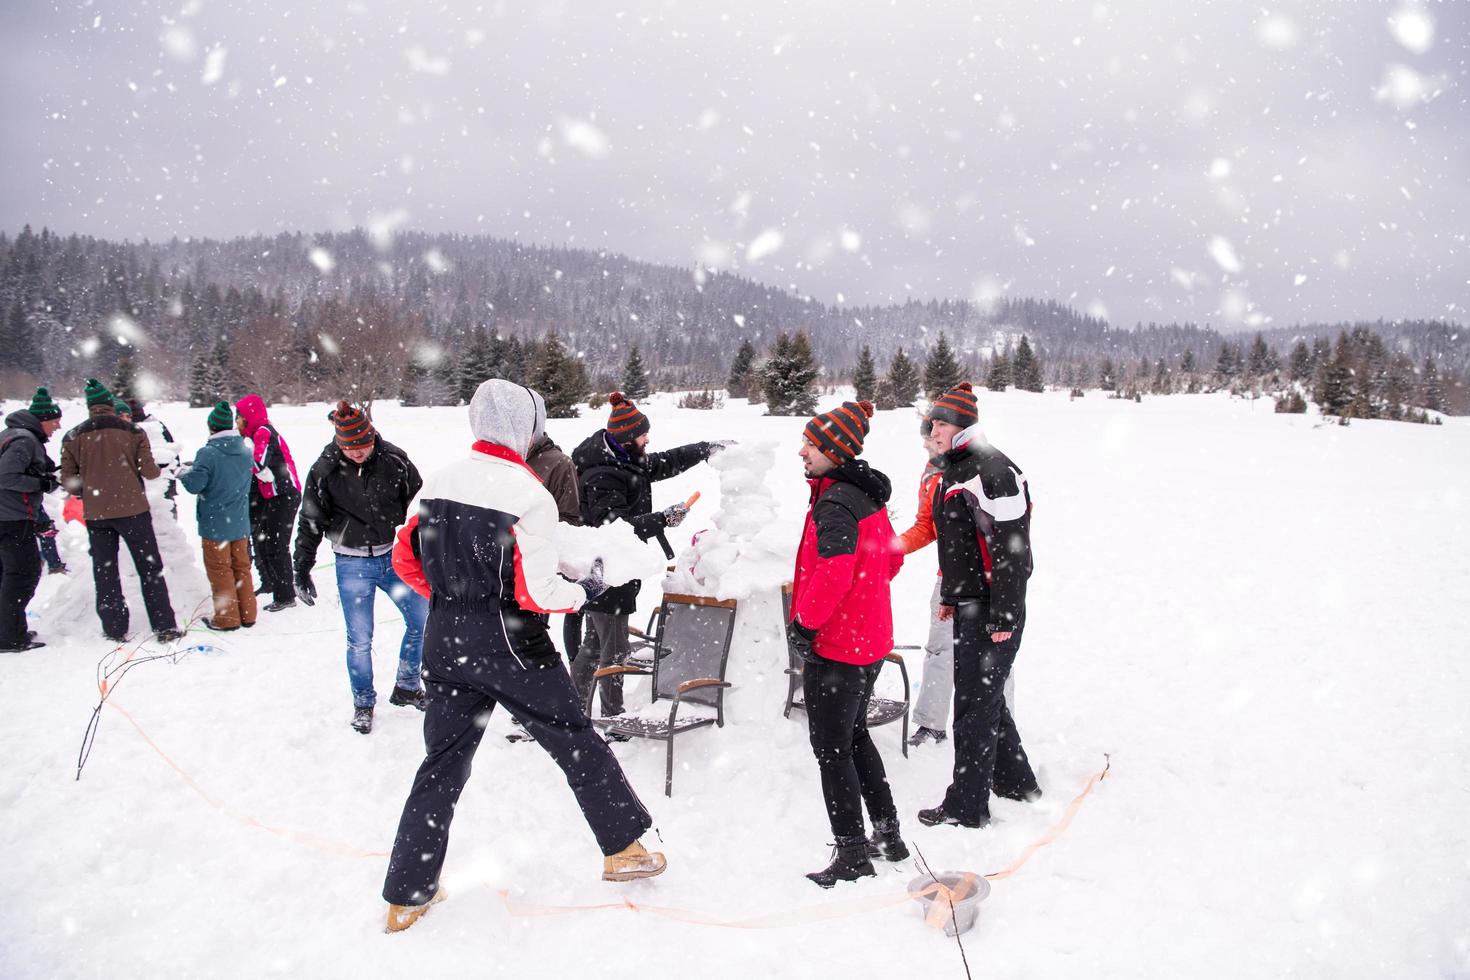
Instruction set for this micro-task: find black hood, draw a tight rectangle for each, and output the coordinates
[4,410,46,443]
[825,457,891,506]
[571,428,630,473]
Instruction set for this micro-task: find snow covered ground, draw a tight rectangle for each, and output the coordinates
[2,389,1467,978]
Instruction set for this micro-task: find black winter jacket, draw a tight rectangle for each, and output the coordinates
[571,429,712,615]
[293,437,422,571]
[0,411,56,524]
[934,434,1034,632]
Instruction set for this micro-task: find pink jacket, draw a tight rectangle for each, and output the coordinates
[234,395,300,499]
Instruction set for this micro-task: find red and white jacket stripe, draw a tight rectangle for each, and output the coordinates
[393,441,587,615]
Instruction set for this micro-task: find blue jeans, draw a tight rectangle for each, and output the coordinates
[336,553,428,708]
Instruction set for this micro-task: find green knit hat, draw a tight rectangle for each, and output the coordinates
[114,398,133,417]
[207,401,234,433]
[84,378,113,408]
[28,387,61,422]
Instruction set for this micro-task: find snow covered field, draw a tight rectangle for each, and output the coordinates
[2,389,1467,978]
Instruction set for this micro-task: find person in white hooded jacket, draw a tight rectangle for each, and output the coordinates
[381,379,667,934]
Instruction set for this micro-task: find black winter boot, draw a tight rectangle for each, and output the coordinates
[865,818,910,862]
[917,803,989,829]
[805,836,876,889]
[389,686,427,711]
[352,706,373,734]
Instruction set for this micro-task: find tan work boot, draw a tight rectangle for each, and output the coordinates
[602,840,667,882]
[385,886,446,933]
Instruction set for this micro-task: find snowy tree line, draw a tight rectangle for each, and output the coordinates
[0,225,1464,415]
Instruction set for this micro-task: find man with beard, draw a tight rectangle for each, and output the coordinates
[788,399,906,886]
[569,392,725,724]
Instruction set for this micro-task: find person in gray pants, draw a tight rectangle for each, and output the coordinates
[899,421,1013,747]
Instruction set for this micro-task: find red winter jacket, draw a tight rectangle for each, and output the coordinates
[790,459,904,665]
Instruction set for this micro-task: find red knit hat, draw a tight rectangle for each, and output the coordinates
[332,400,376,450]
[606,391,650,443]
[928,382,979,428]
[804,400,875,465]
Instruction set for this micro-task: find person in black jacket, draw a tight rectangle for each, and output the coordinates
[918,383,1041,829]
[569,392,724,719]
[0,408,61,652]
[292,402,428,733]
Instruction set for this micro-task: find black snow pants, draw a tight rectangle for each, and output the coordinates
[804,656,898,842]
[87,512,177,638]
[382,604,653,907]
[250,490,298,603]
[941,603,1036,825]
[0,520,42,647]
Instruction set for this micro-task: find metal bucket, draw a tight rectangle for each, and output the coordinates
[907,871,990,937]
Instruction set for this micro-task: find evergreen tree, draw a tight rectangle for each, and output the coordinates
[458,329,494,403]
[987,350,1011,392]
[1152,358,1170,395]
[852,345,877,402]
[1099,356,1116,392]
[4,303,39,375]
[187,350,214,408]
[727,338,758,399]
[529,332,585,417]
[1288,341,1312,382]
[923,333,962,399]
[1214,342,1241,386]
[873,376,897,411]
[1246,333,1272,379]
[621,344,651,400]
[760,331,818,415]
[505,336,530,385]
[113,350,139,401]
[887,347,919,407]
[1422,355,1445,412]
[1314,350,1353,417]
[1013,335,1044,392]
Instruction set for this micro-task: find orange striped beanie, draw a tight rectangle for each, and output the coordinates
[606,391,650,443]
[928,382,978,428]
[804,400,875,465]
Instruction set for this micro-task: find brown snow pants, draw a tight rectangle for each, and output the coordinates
[202,538,257,629]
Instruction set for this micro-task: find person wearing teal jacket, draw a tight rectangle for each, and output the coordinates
[179,401,257,631]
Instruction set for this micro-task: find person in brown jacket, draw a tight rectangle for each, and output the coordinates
[60,379,182,644]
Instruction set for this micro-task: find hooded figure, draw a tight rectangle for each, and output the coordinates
[382,378,665,934]
[234,394,301,610]
[0,409,59,650]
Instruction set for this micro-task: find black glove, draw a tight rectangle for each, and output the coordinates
[577,557,609,602]
[661,503,690,528]
[706,440,736,457]
[787,619,821,665]
[295,567,317,606]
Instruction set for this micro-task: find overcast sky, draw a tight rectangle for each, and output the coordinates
[3,0,1467,329]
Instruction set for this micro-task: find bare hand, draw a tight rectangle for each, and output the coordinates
[937,604,955,622]
[990,631,1013,643]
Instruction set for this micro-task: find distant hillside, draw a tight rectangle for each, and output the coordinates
[1,225,1465,411]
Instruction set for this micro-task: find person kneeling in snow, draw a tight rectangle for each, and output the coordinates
[788,400,907,888]
[570,391,726,725]
[292,401,428,734]
[382,379,666,934]
[918,382,1041,831]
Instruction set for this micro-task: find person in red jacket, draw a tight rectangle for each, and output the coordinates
[788,400,906,888]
